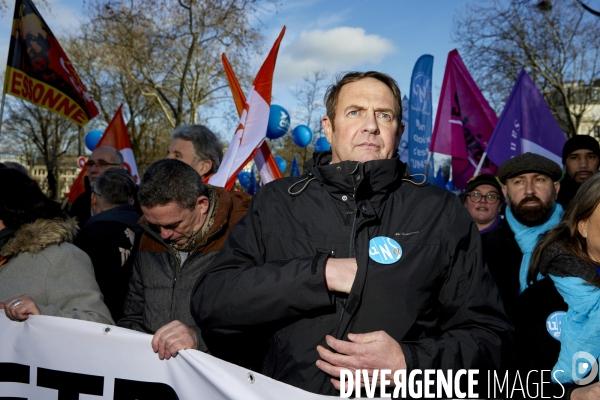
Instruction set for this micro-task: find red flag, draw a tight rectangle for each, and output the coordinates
[209,27,286,189]
[430,49,498,189]
[4,0,99,126]
[221,53,283,186]
[67,105,139,202]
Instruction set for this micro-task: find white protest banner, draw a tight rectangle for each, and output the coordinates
[0,315,328,399]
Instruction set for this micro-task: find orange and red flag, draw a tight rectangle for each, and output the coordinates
[67,105,139,203]
[3,0,99,126]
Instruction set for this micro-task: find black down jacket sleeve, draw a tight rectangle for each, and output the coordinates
[190,186,333,335]
[399,196,515,374]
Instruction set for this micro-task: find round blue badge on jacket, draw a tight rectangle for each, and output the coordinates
[368,236,402,264]
[546,311,566,340]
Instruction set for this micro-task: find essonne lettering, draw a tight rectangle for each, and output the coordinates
[6,66,89,126]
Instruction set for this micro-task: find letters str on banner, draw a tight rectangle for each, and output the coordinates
[4,0,99,126]
[0,315,327,399]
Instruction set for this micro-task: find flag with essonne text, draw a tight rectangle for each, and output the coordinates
[4,0,98,126]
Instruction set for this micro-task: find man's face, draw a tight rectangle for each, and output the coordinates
[503,173,560,227]
[565,149,599,183]
[88,147,122,183]
[464,184,502,227]
[166,139,213,178]
[141,199,209,245]
[322,78,403,163]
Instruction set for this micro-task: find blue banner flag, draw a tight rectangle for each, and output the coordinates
[407,55,434,178]
[399,95,409,163]
[290,155,300,177]
[486,69,567,167]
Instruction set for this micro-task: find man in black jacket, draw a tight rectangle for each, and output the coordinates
[191,71,513,396]
[556,135,600,209]
[74,169,141,322]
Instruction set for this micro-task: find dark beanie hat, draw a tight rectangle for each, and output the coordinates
[465,174,503,195]
[498,152,562,184]
[562,135,600,164]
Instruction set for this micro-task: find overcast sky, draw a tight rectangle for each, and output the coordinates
[0,0,466,137]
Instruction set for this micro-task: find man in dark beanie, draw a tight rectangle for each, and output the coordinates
[557,135,600,209]
[481,152,563,322]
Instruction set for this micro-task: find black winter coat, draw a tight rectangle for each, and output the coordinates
[481,219,523,322]
[191,154,514,395]
[74,204,142,322]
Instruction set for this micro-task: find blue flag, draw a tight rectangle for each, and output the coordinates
[290,155,300,177]
[486,69,566,167]
[407,55,434,178]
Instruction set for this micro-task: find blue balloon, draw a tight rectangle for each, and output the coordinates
[237,171,251,189]
[266,104,291,140]
[85,130,103,152]
[274,156,287,173]
[314,137,331,152]
[292,125,313,148]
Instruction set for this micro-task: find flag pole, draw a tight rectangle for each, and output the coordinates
[424,151,433,178]
[0,92,6,136]
[473,151,488,178]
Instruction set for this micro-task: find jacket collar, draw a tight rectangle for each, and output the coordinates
[85,204,140,229]
[311,151,409,206]
[0,217,78,258]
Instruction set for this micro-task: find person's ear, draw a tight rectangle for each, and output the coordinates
[323,115,333,144]
[502,185,508,198]
[196,160,213,178]
[554,181,561,197]
[395,121,405,149]
[578,219,589,239]
[196,195,210,214]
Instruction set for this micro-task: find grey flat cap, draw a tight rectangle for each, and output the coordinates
[497,152,562,184]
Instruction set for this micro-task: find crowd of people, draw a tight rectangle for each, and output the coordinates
[1,71,600,399]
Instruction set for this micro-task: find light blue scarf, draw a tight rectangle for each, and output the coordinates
[506,203,563,293]
[550,275,600,383]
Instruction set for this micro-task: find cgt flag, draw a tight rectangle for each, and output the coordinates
[67,105,139,203]
[4,0,99,126]
[221,53,282,186]
[209,27,285,189]
[484,69,567,168]
[430,49,498,190]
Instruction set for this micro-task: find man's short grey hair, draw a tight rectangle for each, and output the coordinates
[94,169,136,208]
[138,159,208,210]
[3,162,29,176]
[172,125,223,174]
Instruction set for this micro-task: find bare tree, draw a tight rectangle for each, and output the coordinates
[83,0,268,129]
[3,98,79,198]
[454,0,600,138]
[270,70,329,173]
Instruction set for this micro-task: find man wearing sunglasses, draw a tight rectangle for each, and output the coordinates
[69,146,125,228]
[461,174,504,233]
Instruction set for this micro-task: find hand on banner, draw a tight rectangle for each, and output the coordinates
[152,320,198,360]
[571,382,600,400]
[324,258,357,294]
[0,294,41,321]
[315,331,406,391]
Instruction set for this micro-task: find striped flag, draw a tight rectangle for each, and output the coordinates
[67,105,138,202]
[209,27,285,189]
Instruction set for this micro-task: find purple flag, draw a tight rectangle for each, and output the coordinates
[486,69,567,167]
[430,50,498,190]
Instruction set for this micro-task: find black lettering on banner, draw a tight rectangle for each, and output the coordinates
[0,362,29,400]
[37,368,103,400]
[114,378,180,399]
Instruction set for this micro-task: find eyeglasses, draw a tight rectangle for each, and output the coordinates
[85,160,121,168]
[467,192,500,204]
